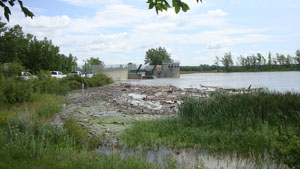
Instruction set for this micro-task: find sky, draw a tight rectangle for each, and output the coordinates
[1,0,300,66]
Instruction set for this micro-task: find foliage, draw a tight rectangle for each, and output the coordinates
[147,0,202,14]
[87,57,103,65]
[0,65,113,106]
[180,92,300,129]
[181,50,300,73]
[220,52,233,72]
[272,131,300,169]
[122,92,300,168]
[32,71,70,95]
[0,62,25,77]
[145,46,171,65]
[0,95,173,169]
[60,74,84,90]
[84,73,113,88]
[0,74,34,105]
[0,21,77,73]
[0,0,34,21]
[296,50,300,64]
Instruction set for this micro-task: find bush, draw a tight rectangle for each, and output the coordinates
[0,62,25,78]
[61,75,84,90]
[0,74,34,105]
[84,73,113,88]
[32,71,71,95]
[0,68,113,105]
[64,119,88,147]
[272,131,300,169]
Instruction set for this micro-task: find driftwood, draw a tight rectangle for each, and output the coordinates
[200,84,266,93]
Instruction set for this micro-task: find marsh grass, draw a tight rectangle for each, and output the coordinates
[0,95,167,169]
[122,91,300,167]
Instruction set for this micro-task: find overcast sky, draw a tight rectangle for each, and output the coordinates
[1,0,300,66]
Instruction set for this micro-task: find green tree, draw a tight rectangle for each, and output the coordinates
[296,50,300,64]
[0,24,28,63]
[0,21,77,73]
[268,52,272,66]
[221,52,233,72]
[0,61,25,77]
[145,46,171,65]
[87,57,103,65]
[276,53,286,65]
[256,53,266,66]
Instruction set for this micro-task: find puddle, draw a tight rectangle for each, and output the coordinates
[97,147,285,169]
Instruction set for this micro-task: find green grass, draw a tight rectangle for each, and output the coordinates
[0,95,175,169]
[121,91,300,168]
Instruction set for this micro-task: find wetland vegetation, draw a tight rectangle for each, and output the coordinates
[122,92,300,168]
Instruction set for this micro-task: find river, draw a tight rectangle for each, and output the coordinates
[124,71,300,92]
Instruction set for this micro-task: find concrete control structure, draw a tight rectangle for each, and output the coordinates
[155,60,180,78]
[128,60,180,79]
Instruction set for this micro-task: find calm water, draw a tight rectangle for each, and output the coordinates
[125,71,300,92]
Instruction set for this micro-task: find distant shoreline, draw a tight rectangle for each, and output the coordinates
[180,69,300,74]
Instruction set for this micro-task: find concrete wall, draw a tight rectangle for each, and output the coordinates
[128,73,142,79]
[155,63,180,78]
[103,70,128,81]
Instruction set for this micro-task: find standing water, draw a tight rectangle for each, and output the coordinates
[124,71,300,92]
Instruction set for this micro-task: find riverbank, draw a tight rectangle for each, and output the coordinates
[52,83,298,168]
[1,83,299,168]
[0,93,177,169]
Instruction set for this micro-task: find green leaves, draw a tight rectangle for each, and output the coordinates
[0,0,34,21]
[147,0,201,14]
[145,46,171,65]
[4,6,10,21]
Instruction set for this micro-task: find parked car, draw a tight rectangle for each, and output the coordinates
[68,71,85,77]
[50,71,66,78]
[20,72,37,80]
[83,72,94,78]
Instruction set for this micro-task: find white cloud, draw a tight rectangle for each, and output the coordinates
[59,0,119,6]
[206,9,228,16]
[2,2,285,65]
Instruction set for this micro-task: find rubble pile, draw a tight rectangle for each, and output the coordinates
[53,83,266,145]
[68,83,214,115]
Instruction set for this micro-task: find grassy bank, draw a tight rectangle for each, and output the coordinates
[0,94,177,169]
[0,70,178,168]
[122,92,300,168]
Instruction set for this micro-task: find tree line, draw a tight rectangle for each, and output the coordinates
[181,51,300,72]
[0,20,77,73]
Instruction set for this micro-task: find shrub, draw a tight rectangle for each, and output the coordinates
[84,73,113,88]
[61,75,84,90]
[63,119,88,147]
[272,131,300,169]
[0,75,34,104]
[0,62,25,78]
[33,71,70,95]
